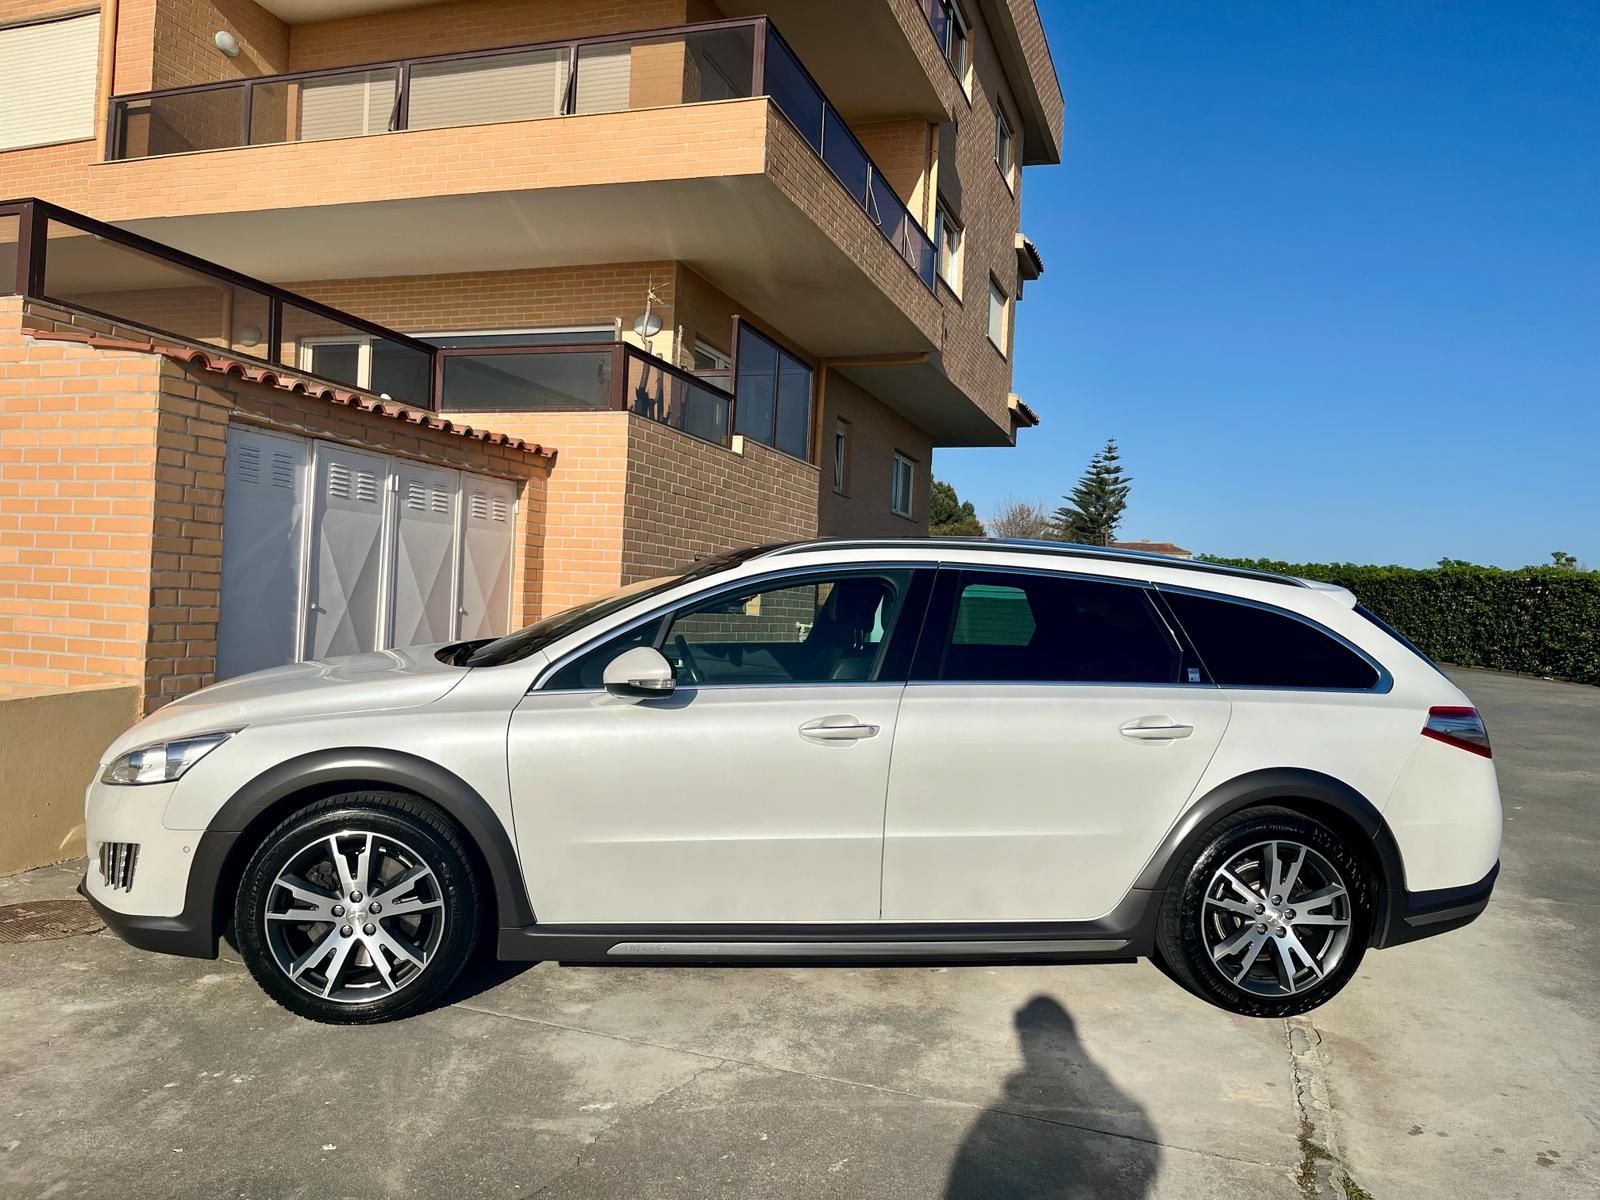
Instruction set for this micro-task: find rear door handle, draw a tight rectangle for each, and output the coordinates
[800,715,880,742]
[1120,718,1194,741]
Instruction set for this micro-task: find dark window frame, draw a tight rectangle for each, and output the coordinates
[731,316,815,461]
[910,567,1204,686]
[538,563,937,692]
[1154,585,1392,693]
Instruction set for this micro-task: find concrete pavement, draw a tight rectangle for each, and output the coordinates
[1,667,1594,1198]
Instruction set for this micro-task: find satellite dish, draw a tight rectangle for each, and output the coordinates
[631,311,663,338]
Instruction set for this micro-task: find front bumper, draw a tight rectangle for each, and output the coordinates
[1375,862,1498,948]
[79,827,236,960]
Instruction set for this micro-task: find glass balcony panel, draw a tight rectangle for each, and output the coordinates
[574,26,753,117]
[277,302,431,406]
[292,69,398,142]
[821,108,871,208]
[408,48,569,131]
[41,219,273,357]
[624,350,731,444]
[116,89,244,158]
[762,29,823,151]
[0,214,18,294]
[773,350,811,460]
[441,349,615,412]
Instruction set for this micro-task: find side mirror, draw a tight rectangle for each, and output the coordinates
[602,645,677,700]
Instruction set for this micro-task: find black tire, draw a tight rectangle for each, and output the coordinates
[1155,805,1373,1018]
[234,791,482,1024]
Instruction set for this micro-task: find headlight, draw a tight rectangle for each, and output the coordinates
[101,732,235,785]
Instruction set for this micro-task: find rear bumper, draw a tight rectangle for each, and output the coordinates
[1376,861,1498,948]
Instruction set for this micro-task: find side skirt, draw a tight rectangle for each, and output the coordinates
[496,889,1161,965]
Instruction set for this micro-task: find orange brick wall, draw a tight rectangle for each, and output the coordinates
[287,0,704,71]
[816,368,931,538]
[0,295,162,692]
[150,0,288,89]
[622,415,817,585]
[854,119,932,222]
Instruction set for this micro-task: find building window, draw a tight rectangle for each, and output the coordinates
[934,199,964,292]
[891,453,916,518]
[691,339,732,387]
[995,104,1015,188]
[734,322,813,460]
[926,1,972,91]
[0,11,100,152]
[987,278,1009,354]
[833,419,850,494]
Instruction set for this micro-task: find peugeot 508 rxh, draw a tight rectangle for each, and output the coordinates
[82,539,1501,1023]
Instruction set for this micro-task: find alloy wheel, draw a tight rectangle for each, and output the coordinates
[1201,839,1353,997]
[264,829,446,1004]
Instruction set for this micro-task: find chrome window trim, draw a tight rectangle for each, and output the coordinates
[531,561,938,693]
[1154,583,1394,695]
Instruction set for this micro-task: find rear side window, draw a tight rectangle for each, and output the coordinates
[931,571,1182,683]
[1161,591,1380,690]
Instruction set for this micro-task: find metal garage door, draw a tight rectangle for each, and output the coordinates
[216,428,518,680]
[216,428,308,679]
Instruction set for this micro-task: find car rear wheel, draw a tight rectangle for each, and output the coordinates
[1155,806,1373,1017]
[234,791,482,1024]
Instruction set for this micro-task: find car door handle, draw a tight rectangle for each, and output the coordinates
[800,715,880,742]
[1119,718,1194,741]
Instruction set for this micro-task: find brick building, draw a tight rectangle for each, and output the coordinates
[0,0,1064,713]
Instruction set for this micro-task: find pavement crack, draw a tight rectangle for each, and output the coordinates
[457,1000,1283,1170]
[1285,1013,1356,1199]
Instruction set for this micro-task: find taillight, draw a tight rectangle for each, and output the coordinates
[1422,706,1492,758]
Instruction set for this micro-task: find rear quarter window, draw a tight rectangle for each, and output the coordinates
[1161,590,1381,690]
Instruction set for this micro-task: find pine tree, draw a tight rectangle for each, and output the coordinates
[1052,438,1132,546]
[928,478,985,536]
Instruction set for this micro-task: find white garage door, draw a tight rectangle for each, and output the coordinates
[217,428,518,679]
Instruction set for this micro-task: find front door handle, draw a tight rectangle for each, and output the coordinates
[1120,717,1194,741]
[800,715,880,742]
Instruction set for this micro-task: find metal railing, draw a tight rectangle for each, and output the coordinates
[0,197,735,444]
[104,17,936,291]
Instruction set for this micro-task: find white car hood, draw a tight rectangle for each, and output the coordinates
[102,645,468,762]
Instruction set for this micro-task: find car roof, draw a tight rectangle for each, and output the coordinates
[753,538,1311,589]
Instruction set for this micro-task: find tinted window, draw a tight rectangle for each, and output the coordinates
[1161,591,1380,689]
[665,572,911,685]
[933,572,1181,683]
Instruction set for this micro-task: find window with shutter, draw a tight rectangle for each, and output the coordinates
[0,12,100,151]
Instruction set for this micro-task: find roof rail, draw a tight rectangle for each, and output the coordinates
[757,538,1308,587]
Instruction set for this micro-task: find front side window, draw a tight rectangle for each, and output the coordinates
[891,453,916,517]
[927,571,1183,684]
[934,199,964,291]
[734,322,813,460]
[1160,590,1382,690]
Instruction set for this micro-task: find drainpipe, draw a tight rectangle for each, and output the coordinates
[96,0,120,161]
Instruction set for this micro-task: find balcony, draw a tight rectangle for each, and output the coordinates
[102,18,935,293]
[1,198,732,446]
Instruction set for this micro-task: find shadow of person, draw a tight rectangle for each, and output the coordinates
[944,996,1160,1199]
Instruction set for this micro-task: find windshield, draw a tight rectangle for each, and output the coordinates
[460,546,771,668]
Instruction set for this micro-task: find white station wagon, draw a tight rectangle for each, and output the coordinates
[82,539,1502,1023]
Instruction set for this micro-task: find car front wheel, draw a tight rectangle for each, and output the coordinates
[234,791,482,1024]
[1155,806,1373,1017]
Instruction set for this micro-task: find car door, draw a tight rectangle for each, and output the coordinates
[881,567,1233,923]
[507,566,931,924]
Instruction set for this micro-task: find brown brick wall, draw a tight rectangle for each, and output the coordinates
[0,295,551,707]
[287,0,703,71]
[853,119,932,222]
[816,368,931,538]
[621,414,817,585]
[0,295,162,692]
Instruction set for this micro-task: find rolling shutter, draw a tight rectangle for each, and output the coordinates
[389,461,459,648]
[306,444,389,660]
[298,70,396,141]
[0,12,101,151]
[217,428,308,680]
[408,47,569,131]
[456,476,516,640]
[572,43,632,115]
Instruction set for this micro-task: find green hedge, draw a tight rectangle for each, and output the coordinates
[1199,558,1600,685]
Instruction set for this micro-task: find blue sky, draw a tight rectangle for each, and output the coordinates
[935,1,1600,567]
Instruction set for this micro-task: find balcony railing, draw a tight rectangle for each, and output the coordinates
[104,18,937,291]
[0,198,733,445]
